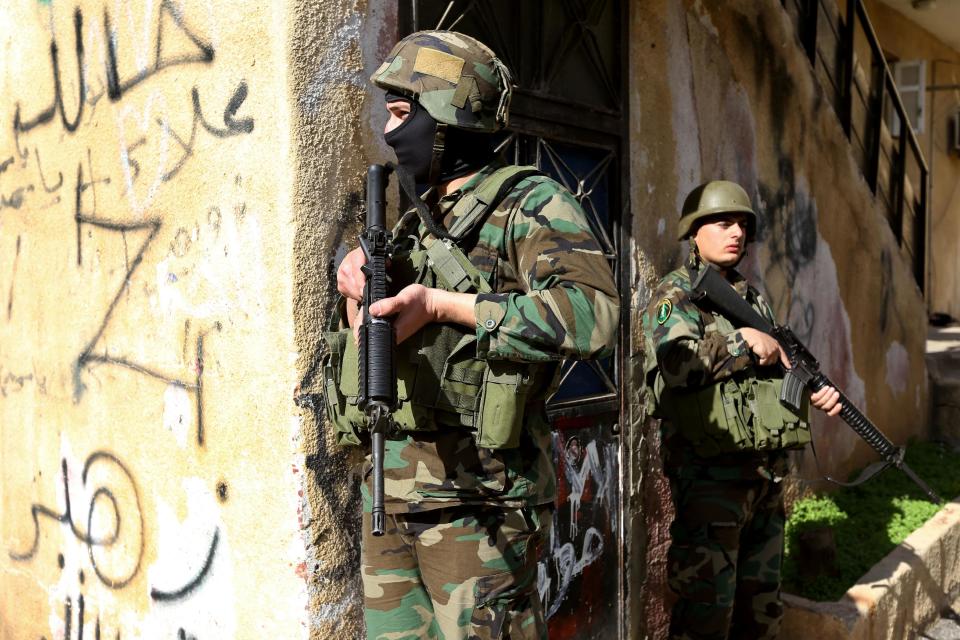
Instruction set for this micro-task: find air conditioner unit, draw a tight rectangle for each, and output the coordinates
[952,108,960,154]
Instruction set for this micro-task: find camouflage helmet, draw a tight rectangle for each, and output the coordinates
[370,30,513,132]
[678,180,757,241]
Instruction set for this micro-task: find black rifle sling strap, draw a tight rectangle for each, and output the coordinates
[393,163,542,241]
[393,163,455,242]
[805,433,893,488]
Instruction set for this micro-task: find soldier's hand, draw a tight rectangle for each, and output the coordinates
[811,385,843,416]
[337,247,367,302]
[367,284,438,344]
[739,328,790,368]
[361,285,477,344]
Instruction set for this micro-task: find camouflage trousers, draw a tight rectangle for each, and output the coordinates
[666,467,786,640]
[361,504,551,640]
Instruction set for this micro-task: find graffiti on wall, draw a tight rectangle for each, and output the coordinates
[2,0,258,636]
[756,158,819,344]
[540,423,621,638]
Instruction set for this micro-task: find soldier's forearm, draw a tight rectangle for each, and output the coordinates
[658,332,753,388]
[430,289,478,328]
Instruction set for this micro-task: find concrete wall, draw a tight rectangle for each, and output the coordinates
[290,0,396,638]
[0,0,389,637]
[629,0,931,635]
[864,0,960,321]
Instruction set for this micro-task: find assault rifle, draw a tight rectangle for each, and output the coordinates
[691,265,943,504]
[358,164,397,536]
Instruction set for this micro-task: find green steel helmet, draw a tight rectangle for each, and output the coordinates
[370,30,513,132]
[678,180,757,241]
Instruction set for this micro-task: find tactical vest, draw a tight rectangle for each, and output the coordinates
[650,288,812,458]
[321,165,554,450]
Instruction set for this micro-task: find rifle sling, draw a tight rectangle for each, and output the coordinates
[799,432,893,488]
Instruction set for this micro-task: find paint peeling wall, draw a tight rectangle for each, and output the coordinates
[289,1,396,638]
[0,1,310,637]
[629,0,930,636]
[863,0,960,321]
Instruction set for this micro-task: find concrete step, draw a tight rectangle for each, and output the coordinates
[781,501,960,640]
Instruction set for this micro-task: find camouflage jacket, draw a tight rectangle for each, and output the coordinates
[367,160,620,514]
[642,249,786,478]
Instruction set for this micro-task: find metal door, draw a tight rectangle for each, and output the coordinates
[400,3,628,637]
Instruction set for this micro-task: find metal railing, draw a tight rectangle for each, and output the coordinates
[784,0,928,291]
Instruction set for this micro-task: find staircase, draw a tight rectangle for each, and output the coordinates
[782,0,929,292]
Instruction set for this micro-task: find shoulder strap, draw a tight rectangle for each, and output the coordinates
[447,165,542,240]
[427,164,542,294]
[426,238,492,294]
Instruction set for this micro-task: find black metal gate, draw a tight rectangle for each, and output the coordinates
[400,3,628,637]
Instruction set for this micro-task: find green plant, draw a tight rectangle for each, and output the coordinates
[782,441,960,601]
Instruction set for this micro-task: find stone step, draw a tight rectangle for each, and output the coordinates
[781,501,960,640]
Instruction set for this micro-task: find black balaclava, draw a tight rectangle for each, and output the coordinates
[384,92,437,184]
[438,126,497,183]
[384,92,497,186]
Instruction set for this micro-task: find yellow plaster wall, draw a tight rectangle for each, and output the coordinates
[0,1,316,637]
[864,0,960,320]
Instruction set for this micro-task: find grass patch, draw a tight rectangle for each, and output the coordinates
[782,441,960,601]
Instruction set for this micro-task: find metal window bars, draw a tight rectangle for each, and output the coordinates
[783,0,929,292]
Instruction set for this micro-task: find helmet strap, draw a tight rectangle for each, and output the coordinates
[492,58,513,128]
[689,237,747,272]
[428,122,447,185]
[687,240,702,269]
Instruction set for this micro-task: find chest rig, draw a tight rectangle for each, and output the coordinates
[322,165,553,450]
[651,277,812,458]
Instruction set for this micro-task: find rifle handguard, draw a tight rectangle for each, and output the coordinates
[358,164,397,536]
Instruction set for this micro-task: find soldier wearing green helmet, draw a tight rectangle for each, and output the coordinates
[642,180,842,639]
[327,30,619,640]
[676,180,757,241]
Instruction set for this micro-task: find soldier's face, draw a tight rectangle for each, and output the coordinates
[385,100,412,134]
[694,213,748,268]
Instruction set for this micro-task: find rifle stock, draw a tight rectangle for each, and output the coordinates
[358,164,397,536]
[691,265,943,504]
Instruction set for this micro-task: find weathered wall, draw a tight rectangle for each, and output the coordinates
[629,0,931,636]
[864,0,960,320]
[0,1,315,637]
[289,0,396,638]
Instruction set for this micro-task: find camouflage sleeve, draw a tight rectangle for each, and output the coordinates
[752,287,777,324]
[473,182,619,362]
[645,278,753,389]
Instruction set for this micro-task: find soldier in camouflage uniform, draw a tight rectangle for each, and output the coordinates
[642,181,841,640]
[329,31,619,639]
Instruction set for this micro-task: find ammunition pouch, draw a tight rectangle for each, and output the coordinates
[655,373,811,458]
[321,322,542,449]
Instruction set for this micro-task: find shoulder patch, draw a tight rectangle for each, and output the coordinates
[656,298,673,325]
